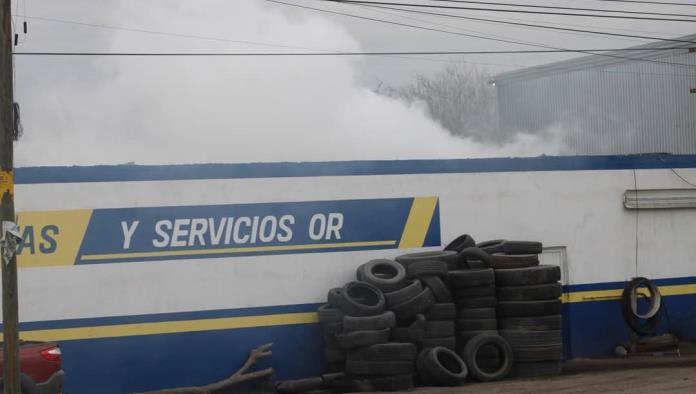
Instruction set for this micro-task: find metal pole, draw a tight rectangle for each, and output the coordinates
[0,0,20,393]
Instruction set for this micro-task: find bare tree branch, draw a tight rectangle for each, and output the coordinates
[133,343,274,394]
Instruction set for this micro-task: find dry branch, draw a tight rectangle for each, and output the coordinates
[134,342,274,394]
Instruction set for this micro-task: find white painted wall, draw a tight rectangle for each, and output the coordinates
[11,167,696,323]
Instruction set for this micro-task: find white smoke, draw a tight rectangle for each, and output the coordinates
[14,0,562,166]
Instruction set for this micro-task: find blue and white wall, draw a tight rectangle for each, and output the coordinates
[5,154,696,393]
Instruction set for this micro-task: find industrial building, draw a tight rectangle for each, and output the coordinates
[494,34,696,155]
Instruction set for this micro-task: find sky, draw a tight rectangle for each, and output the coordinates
[9,0,696,166]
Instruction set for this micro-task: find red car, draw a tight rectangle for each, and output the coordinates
[0,341,63,394]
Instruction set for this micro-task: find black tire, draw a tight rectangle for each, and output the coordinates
[424,303,457,320]
[328,288,343,309]
[503,241,543,255]
[391,287,436,321]
[359,374,414,391]
[457,318,498,331]
[421,337,456,351]
[621,277,661,336]
[347,342,418,362]
[335,328,391,349]
[457,330,499,344]
[497,283,562,301]
[276,377,325,394]
[422,276,453,302]
[324,348,347,363]
[458,247,493,268]
[444,234,476,253]
[489,253,540,269]
[327,362,345,373]
[510,361,561,378]
[406,260,448,279]
[323,321,343,336]
[499,329,562,347]
[357,259,407,293]
[448,268,495,287]
[422,347,468,386]
[384,280,422,308]
[318,304,344,323]
[513,345,563,362]
[466,260,489,269]
[457,307,496,319]
[454,285,496,298]
[345,360,415,376]
[462,333,513,382]
[391,327,424,344]
[424,321,455,338]
[494,265,561,286]
[396,250,459,269]
[338,281,386,317]
[456,296,497,308]
[499,315,562,331]
[323,330,339,348]
[497,300,562,317]
[343,311,396,332]
[477,239,505,254]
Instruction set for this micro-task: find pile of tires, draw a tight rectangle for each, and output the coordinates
[495,262,563,378]
[392,252,457,351]
[448,267,498,352]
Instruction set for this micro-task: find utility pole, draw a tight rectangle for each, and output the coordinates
[0,0,20,393]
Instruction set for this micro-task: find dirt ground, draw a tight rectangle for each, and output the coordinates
[359,355,696,394]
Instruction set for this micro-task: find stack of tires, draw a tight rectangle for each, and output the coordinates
[392,252,458,351]
[448,267,498,352]
[319,276,419,390]
[495,264,563,378]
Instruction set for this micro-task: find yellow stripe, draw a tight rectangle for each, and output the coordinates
[398,197,438,248]
[6,282,696,342]
[81,240,396,261]
[563,284,696,303]
[3,312,318,342]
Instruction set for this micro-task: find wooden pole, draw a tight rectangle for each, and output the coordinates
[0,0,20,393]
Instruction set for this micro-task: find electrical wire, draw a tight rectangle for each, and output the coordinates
[358,5,696,76]
[341,3,696,67]
[656,156,696,188]
[271,0,696,70]
[597,0,696,6]
[20,15,513,67]
[12,48,689,56]
[337,3,696,44]
[318,0,696,22]
[428,0,696,18]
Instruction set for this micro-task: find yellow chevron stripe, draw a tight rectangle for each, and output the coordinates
[398,197,438,249]
[3,312,318,343]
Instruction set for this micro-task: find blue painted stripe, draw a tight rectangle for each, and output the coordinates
[13,303,320,332]
[15,154,696,184]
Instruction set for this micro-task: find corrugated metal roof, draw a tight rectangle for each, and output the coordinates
[494,34,696,85]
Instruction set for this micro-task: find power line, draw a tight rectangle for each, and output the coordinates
[12,48,689,56]
[269,0,579,49]
[20,15,507,66]
[271,0,695,68]
[346,3,696,67]
[358,5,695,76]
[597,0,696,6]
[427,0,696,18]
[357,3,696,44]
[317,0,696,22]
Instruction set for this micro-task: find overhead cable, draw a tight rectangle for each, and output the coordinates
[317,0,696,22]
[428,0,696,18]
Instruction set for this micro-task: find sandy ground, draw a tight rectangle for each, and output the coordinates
[358,356,696,394]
